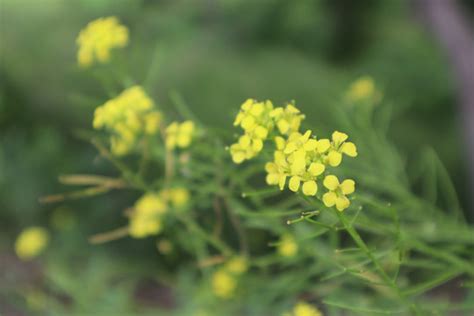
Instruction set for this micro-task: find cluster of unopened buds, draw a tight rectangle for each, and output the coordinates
[230,99,358,211]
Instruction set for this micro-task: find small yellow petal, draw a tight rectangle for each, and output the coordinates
[308,162,325,176]
[239,135,251,148]
[265,162,277,173]
[340,179,355,195]
[278,175,287,190]
[180,120,195,133]
[304,139,318,151]
[327,151,342,167]
[302,181,317,196]
[322,192,337,207]
[323,175,339,190]
[252,138,263,152]
[290,150,306,175]
[241,98,254,111]
[250,102,264,116]
[266,173,279,185]
[254,126,268,139]
[277,119,290,134]
[341,142,358,157]
[289,176,301,192]
[302,130,311,142]
[336,196,350,211]
[241,116,255,130]
[284,142,298,154]
[332,131,348,144]
[317,139,331,153]
[275,136,286,150]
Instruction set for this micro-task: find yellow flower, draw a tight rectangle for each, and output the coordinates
[270,103,305,135]
[76,16,128,67]
[15,227,49,260]
[129,193,167,238]
[290,301,323,316]
[346,76,376,102]
[326,131,358,167]
[230,134,264,163]
[135,193,167,215]
[265,160,287,190]
[322,175,355,211]
[266,131,326,195]
[166,120,195,149]
[278,233,298,257]
[93,86,160,155]
[212,270,237,299]
[129,216,162,239]
[225,256,248,275]
[144,111,162,135]
[160,187,190,208]
[231,99,275,163]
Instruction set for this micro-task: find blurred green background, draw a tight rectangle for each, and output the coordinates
[1,0,472,314]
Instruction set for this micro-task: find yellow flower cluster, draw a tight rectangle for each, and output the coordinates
[93,86,162,155]
[230,99,304,163]
[76,16,129,67]
[284,301,323,316]
[165,121,195,150]
[278,233,298,257]
[129,187,189,238]
[265,130,356,210]
[231,99,358,211]
[15,227,49,260]
[211,256,248,299]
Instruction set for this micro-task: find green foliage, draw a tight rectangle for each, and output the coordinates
[1,1,473,315]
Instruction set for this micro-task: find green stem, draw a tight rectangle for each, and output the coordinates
[176,215,233,256]
[336,211,421,315]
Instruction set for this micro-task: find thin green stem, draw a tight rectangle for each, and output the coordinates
[336,210,421,315]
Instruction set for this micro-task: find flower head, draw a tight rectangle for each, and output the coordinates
[77,16,128,67]
[270,103,305,135]
[129,193,167,238]
[266,131,327,195]
[166,120,195,149]
[212,270,237,299]
[278,233,298,257]
[325,131,358,167]
[93,86,160,155]
[15,227,49,260]
[322,175,355,211]
[346,76,376,102]
[230,99,274,163]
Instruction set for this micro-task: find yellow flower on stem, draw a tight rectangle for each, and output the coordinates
[346,76,377,103]
[129,193,167,238]
[278,233,298,257]
[326,131,358,167]
[322,175,355,211]
[269,103,305,135]
[212,270,237,299]
[76,16,128,67]
[15,227,49,260]
[93,86,160,155]
[165,120,195,149]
